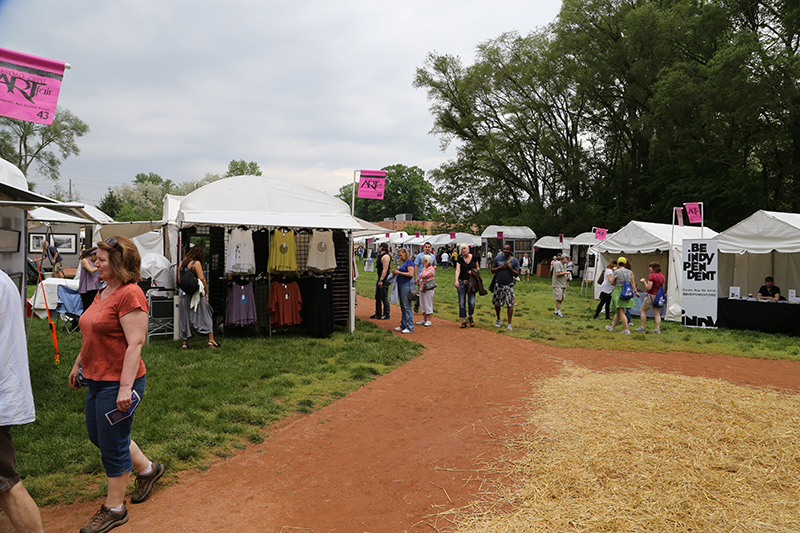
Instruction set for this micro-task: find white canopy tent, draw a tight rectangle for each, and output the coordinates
[592,221,718,321]
[430,232,481,247]
[534,235,573,254]
[716,210,800,298]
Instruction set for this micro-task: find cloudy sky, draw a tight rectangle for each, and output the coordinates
[1,0,562,207]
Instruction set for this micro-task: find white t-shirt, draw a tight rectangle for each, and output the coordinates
[226,228,256,274]
[600,268,614,294]
[0,270,35,426]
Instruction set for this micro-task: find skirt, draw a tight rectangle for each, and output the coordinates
[179,293,213,339]
[610,286,635,311]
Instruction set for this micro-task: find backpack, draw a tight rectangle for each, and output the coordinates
[179,261,200,294]
[653,286,667,308]
[620,280,634,300]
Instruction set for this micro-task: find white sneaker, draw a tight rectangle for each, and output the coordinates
[634,327,646,332]
[401,328,412,334]
[415,320,426,325]
[495,319,502,327]
[507,324,513,331]
[424,321,432,327]
[621,330,631,335]
[605,325,614,332]
[394,326,402,331]
[557,310,564,317]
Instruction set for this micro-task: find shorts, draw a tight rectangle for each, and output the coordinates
[521,266,530,275]
[0,426,20,493]
[492,284,516,308]
[641,293,660,310]
[552,287,566,302]
[53,261,64,274]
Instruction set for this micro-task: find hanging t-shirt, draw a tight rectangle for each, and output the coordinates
[268,280,303,326]
[225,280,257,326]
[226,228,256,275]
[268,229,298,274]
[307,230,337,273]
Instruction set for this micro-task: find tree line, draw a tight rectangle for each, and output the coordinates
[414,0,800,235]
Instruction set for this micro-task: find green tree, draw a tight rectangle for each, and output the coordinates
[0,107,89,183]
[225,159,262,177]
[98,188,123,219]
[336,164,436,221]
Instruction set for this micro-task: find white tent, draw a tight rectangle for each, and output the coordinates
[480,225,537,240]
[534,235,572,254]
[178,175,362,230]
[28,206,93,225]
[592,221,718,321]
[430,232,481,247]
[716,210,800,298]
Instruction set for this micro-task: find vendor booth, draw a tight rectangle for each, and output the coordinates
[533,235,573,277]
[715,210,800,335]
[481,226,536,267]
[176,175,363,337]
[592,221,718,322]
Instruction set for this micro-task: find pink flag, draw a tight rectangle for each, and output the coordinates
[385,233,390,238]
[676,207,684,227]
[559,234,563,243]
[415,232,420,238]
[497,231,504,239]
[684,202,702,224]
[594,228,607,240]
[0,48,65,125]
[450,232,455,239]
[357,174,386,199]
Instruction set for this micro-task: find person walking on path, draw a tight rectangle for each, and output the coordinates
[0,269,44,533]
[593,259,616,320]
[490,244,520,330]
[416,254,436,327]
[414,242,437,314]
[552,255,568,317]
[370,242,392,320]
[636,261,665,334]
[68,236,165,533]
[605,256,639,335]
[454,243,480,328]
[392,248,416,334]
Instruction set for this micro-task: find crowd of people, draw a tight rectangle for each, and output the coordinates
[365,242,675,337]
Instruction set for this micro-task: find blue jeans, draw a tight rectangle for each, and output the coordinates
[85,375,146,477]
[457,280,475,319]
[397,282,414,331]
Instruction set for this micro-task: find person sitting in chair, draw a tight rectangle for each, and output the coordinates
[757,276,782,301]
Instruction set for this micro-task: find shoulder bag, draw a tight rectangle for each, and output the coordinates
[179,261,200,294]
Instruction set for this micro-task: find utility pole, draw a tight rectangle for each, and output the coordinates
[69,179,73,201]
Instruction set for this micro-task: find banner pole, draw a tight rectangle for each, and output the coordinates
[351,170,359,217]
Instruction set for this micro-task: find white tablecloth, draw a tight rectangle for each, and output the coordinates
[31,278,79,318]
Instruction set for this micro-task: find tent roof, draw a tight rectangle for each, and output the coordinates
[480,225,537,240]
[570,231,602,246]
[0,158,88,216]
[592,220,718,254]
[535,235,573,251]
[178,175,362,230]
[716,210,800,254]
[28,206,93,225]
[430,232,480,246]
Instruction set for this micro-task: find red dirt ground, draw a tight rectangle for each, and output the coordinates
[3,300,799,532]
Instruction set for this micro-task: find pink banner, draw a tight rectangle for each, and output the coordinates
[415,232,420,238]
[0,48,65,125]
[357,175,385,199]
[360,169,386,177]
[449,232,455,239]
[676,207,684,227]
[497,231,503,239]
[385,233,390,238]
[594,228,607,240]
[684,202,702,224]
[559,233,563,243]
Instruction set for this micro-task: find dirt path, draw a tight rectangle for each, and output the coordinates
[5,300,799,532]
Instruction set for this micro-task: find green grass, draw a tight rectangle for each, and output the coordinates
[355,260,800,361]
[18,312,420,505]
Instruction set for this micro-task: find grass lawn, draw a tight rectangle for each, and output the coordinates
[355,260,800,361]
[19,302,420,505]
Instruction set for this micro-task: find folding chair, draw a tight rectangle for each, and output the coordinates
[145,286,176,343]
[55,284,83,334]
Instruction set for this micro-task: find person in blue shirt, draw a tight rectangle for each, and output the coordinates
[490,244,520,330]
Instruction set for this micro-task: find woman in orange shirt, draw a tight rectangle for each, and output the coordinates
[69,236,164,533]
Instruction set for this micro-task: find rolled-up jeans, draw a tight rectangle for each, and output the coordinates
[374,280,390,317]
[457,280,475,319]
[85,375,146,477]
[397,281,414,331]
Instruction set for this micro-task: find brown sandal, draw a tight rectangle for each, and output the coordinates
[469,317,475,327]
[460,321,468,329]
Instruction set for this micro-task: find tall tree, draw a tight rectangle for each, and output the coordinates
[336,164,436,221]
[0,107,89,182]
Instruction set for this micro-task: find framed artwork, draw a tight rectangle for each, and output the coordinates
[0,228,21,253]
[28,233,78,255]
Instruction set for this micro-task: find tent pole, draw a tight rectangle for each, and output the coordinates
[351,170,359,217]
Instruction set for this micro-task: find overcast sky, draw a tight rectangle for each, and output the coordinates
[1,0,562,207]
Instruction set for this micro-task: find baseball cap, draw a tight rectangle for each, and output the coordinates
[617,256,627,265]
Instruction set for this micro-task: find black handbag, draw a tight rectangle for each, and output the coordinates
[409,286,419,301]
[488,274,497,293]
[423,279,437,291]
[179,262,199,294]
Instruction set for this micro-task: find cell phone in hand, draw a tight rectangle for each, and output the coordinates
[105,390,141,425]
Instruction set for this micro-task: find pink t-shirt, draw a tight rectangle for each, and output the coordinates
[648,272,665,295]
[78,283,148,381]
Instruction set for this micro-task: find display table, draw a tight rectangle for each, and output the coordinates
[31,278,79,319]
[717,298,800,336]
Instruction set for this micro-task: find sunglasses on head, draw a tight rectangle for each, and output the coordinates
[105,237,122,252]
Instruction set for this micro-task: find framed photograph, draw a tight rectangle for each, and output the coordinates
[0,228,21,253]
[28,233,78,255]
